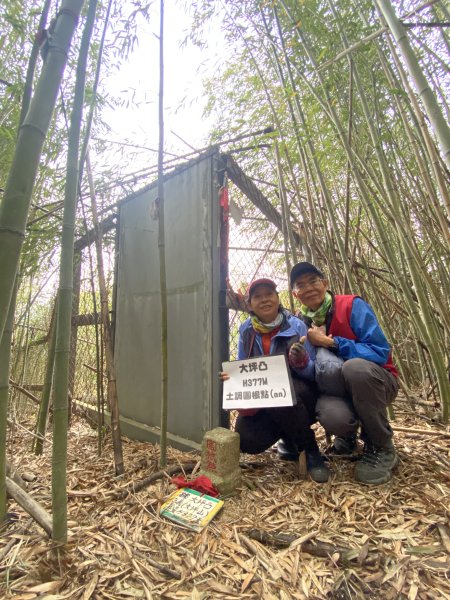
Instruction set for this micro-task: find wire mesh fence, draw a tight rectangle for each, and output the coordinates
[227,181,293,360]
[70,244,116,410]
[9,173,293,439]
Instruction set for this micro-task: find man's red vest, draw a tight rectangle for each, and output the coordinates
[328,295,398,377]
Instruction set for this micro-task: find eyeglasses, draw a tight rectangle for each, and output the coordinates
[294,277,324,291]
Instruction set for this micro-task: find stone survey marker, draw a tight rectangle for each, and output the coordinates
[199,428,241,496]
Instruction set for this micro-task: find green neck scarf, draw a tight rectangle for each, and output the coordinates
[251,311,284,334]
[300,291,332,326]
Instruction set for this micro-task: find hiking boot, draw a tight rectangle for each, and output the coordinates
[306,448,330,483]
[329,435,357,455]
[354,441,399,485]
[277,438,299,461]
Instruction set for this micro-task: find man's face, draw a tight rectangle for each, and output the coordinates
[292,273,328,310]
[248,285,280,323]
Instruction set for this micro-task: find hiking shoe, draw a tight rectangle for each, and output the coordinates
[277,438,299,461]
[307,448,330,483]
[329,435,357,455]
[354,442,399,485]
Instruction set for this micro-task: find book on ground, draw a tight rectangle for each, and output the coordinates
[160,488,224,532]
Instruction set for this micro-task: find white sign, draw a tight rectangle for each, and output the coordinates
[222,354,296,410]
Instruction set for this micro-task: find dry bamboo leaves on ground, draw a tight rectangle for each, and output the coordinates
[0,402,449,599]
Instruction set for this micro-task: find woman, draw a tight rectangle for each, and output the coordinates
[222,278,329,483]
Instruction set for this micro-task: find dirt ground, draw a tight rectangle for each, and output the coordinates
[1,395,449,599]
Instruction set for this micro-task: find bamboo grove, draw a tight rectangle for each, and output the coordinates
[0,0,449,543]
[196,0,450,416]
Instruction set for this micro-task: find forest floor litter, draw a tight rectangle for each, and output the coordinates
[1,394,449,599]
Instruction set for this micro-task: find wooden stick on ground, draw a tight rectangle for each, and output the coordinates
[113,462,197,499]
[391,425,450,438]
[246,528,380,567]
[113,533,181,579]
[298,451,307,480]
[0,538,17,561]
[5,477,52,536]
[6,460,27,489]
[437,524,450,554]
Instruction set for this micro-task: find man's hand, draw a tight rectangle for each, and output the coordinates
[219,371,230,381]
[288,341,309,369]
[307,325,336,348]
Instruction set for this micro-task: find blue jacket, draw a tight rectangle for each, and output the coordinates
[238,310,316,381]
[301,295,392,367]
[332,297,391,364]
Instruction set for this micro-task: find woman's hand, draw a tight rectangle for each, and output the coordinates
[219,371,230,381]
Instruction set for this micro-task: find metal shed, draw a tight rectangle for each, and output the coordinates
[113,150,227,451]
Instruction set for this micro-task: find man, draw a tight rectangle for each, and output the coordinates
[290,262,399,485]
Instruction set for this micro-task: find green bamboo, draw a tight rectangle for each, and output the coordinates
[52,0,96,543]
[78,0,114,177]
[343,58,354,294]
[325,2,450,419]
[78,198,104,456]
[275,143,295,313]
[282,146,315,263]
[380,25,450,227]
[375,0,450,170]
[85,154,124,475]
[77,0,113,459]
[18,0,53,129]
[279,0,449,418]
[34,299,57,455]
[0,0,84,347]
[270,6,357,290]
[17,276,33,412]
[201,0,447,404]
[158,0,168,469]
[352,4,450,242]
[219,2,317,265]
[0,280,18,522]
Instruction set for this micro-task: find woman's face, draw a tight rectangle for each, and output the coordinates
[249,285,280,323]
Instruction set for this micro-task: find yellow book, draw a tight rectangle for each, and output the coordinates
[160,488,224,532]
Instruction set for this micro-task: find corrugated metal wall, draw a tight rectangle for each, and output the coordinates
[114,152,224,450]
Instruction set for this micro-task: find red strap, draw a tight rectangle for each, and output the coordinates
[170,475,220,497]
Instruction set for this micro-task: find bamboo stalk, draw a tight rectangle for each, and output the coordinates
[287,0,450,419]
[18,0,52,128]
[34,299,57,455]
[375,0,450,170]
[0,0,84,345]
[85,154,124,475]
[158,0,169,469]
[77,0,114,460]
[270,5,356,290]
[9,379,40,406]
[6,477,52,536]
[0,280,18,522]
[275,143,295,313]
[52,0,97,544]
[79,197,104,456]
[245,528,380,567]
[32,298,57,456]
[380,21,450,228]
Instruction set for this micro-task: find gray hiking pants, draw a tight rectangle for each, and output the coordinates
[316,358,399,448]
